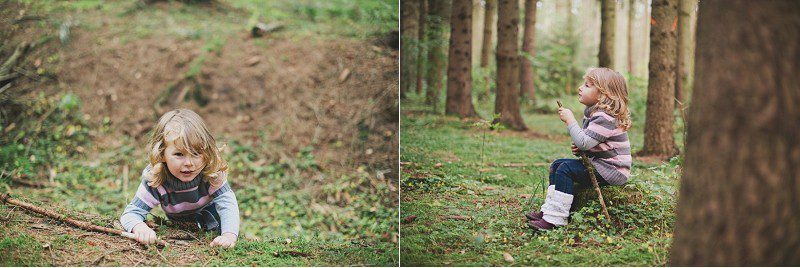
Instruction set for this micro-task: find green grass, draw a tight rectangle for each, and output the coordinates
[400,92,679,266]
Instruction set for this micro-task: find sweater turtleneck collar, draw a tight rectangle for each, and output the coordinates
[162,171,203,191]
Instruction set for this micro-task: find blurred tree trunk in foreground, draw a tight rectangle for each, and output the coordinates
[670,1,800,265]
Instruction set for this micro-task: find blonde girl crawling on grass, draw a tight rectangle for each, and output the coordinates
[526,67,632,231]
[119,109,240,247]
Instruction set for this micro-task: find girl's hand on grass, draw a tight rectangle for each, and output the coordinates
[132,222,158,245]
[571,143,580,156]
[210,232,237,248]
[558,107,576,125]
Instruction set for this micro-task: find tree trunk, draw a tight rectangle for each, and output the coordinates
[445,0,478,118]
[564,0,574,95]
[494,0,527,131]
[480,0,495,68]
[598,0,616,68]
[669,1,800,265]
[674,0,692,105]
[416,0,429,94]
[519,0,537,102]
[401,0,420,99]
[628,0,635,75]
[425,0,452,112]
[641,0,650,78]
[637,0,678,157]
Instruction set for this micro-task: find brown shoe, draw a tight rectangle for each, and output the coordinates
[527,219,557,231]
[525,211,544,221]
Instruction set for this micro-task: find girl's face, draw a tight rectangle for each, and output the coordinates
[164,140,205,182]
[578,79,601,106]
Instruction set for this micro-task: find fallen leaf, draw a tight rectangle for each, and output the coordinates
[402,215,417,224]
[484,186,495,191]
[246,56,261,66]
[445,215,470,221]
[338,68,351,82]
[519,194,532,199]
[434,163,443,168]
[503,252,514,262]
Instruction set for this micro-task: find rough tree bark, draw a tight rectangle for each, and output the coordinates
[425,0,452,112]
[599,0,616,68]
[494,0,527,130]
[519,0,537,102]
[401,0,420,99]
[416,0,428,94]
[669,1,800,265]
[674,0,692,105]
[445,0,478,117]
[638,0,678,157]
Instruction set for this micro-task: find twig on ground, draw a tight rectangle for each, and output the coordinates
[0,193,167,247]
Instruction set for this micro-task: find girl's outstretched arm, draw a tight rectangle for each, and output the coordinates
[213,189,241,237]
[209,177,240,248]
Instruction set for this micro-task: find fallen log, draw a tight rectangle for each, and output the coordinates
[0,193,167,247]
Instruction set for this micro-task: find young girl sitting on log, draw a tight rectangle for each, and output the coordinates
[526,67,632,231]
[119,108,240,247]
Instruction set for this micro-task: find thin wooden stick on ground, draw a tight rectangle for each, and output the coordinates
[0,193,167,247]
[557,100,611,221]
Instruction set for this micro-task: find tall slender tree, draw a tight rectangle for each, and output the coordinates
[670,1,800,265]
[445,0,478,117]
[598,0,616,68]
[401,0,420,99]
[425,0,452,112]
[480,0,495,68]
[674,0,693,105]
[479,0,496,99]
[628,0,635,74]
[638,0,678,157]
[494,0,527,130]
[519,0,537,102]
[416,0,428,94]
[564,0,575,95]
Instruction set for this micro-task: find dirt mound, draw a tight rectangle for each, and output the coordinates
[59,24,398,176]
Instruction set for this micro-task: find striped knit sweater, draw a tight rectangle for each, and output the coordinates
[119,164,240,236]
[566,107,632,185]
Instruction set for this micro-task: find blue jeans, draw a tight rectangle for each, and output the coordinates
[549,158,609,194]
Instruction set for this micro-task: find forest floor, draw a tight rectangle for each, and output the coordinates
[400,93,682,266]
[1,0,398,266]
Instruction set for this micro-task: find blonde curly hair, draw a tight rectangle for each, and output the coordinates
[583,67,632,131]
[144,108,228,188]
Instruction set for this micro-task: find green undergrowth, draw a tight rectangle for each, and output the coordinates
[400,93,679,266]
